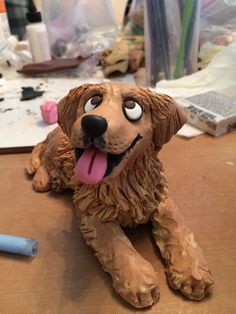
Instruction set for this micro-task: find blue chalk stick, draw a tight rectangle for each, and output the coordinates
[0,234,39,257]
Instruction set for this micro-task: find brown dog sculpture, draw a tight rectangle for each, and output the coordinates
[26,83,214,308]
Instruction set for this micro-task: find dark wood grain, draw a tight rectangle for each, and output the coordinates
[0,131,235,313]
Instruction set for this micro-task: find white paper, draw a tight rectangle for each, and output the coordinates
[177,124,204,138]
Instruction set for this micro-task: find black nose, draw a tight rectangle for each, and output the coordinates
[81,115,108,138]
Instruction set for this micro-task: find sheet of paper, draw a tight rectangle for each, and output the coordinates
[177,123,204,138]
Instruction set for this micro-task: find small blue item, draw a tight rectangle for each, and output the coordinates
[0,234,39,257]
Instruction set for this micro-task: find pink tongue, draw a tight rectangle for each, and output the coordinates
[75,147,107,185]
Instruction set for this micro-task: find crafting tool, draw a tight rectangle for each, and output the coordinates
[0,234,40,257]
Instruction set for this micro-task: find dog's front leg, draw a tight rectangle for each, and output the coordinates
[151,197,214,300]
[79,214,159,308]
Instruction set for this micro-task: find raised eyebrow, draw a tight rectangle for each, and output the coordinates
[121,91,142,103]
[80,86,107,101]
[90,85,107,94]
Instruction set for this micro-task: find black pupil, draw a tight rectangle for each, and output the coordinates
[91,95,102,105]
[124,100,136,109]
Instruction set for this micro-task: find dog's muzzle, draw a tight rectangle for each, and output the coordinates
[74,135,142,185]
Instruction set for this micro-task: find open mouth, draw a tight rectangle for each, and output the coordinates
[74,134,142,185]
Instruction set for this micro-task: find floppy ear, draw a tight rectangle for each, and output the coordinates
[58,84,90,137]
[148,89,186,147]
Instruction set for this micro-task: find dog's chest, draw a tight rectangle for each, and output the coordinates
[74,157,168,227]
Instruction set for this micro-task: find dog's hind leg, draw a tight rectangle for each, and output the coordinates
[26,127,74,192]
[26,142,44,175]
[26,141,51,192]
[26,140,52,192]
[32,164,51,192]
[151,197,214,300]
[78,214,160,308]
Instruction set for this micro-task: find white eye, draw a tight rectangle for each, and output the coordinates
[123,100,143,121]
[84,94,103,113]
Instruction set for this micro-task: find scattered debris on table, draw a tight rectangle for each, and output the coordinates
[20,87,45,101]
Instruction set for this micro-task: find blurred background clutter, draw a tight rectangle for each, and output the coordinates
[1,0,236,78]
[0,0,236,138]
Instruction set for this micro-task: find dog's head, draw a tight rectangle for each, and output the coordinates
[58,83,186,185]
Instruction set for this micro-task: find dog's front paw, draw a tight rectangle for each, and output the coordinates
[166,236,214,300]
[112,252,159,308]
[167,266,213,300]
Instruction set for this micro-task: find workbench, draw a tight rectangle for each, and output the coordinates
[0,131,235,313]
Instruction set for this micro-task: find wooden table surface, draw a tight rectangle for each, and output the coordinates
[0,131,236,314]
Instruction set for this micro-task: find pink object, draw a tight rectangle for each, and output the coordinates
[40,101,58,124]
[75,147,107,185]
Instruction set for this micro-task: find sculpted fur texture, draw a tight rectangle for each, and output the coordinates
[26,83,214,308]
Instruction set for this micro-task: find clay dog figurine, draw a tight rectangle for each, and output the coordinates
[26,83,213,308]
